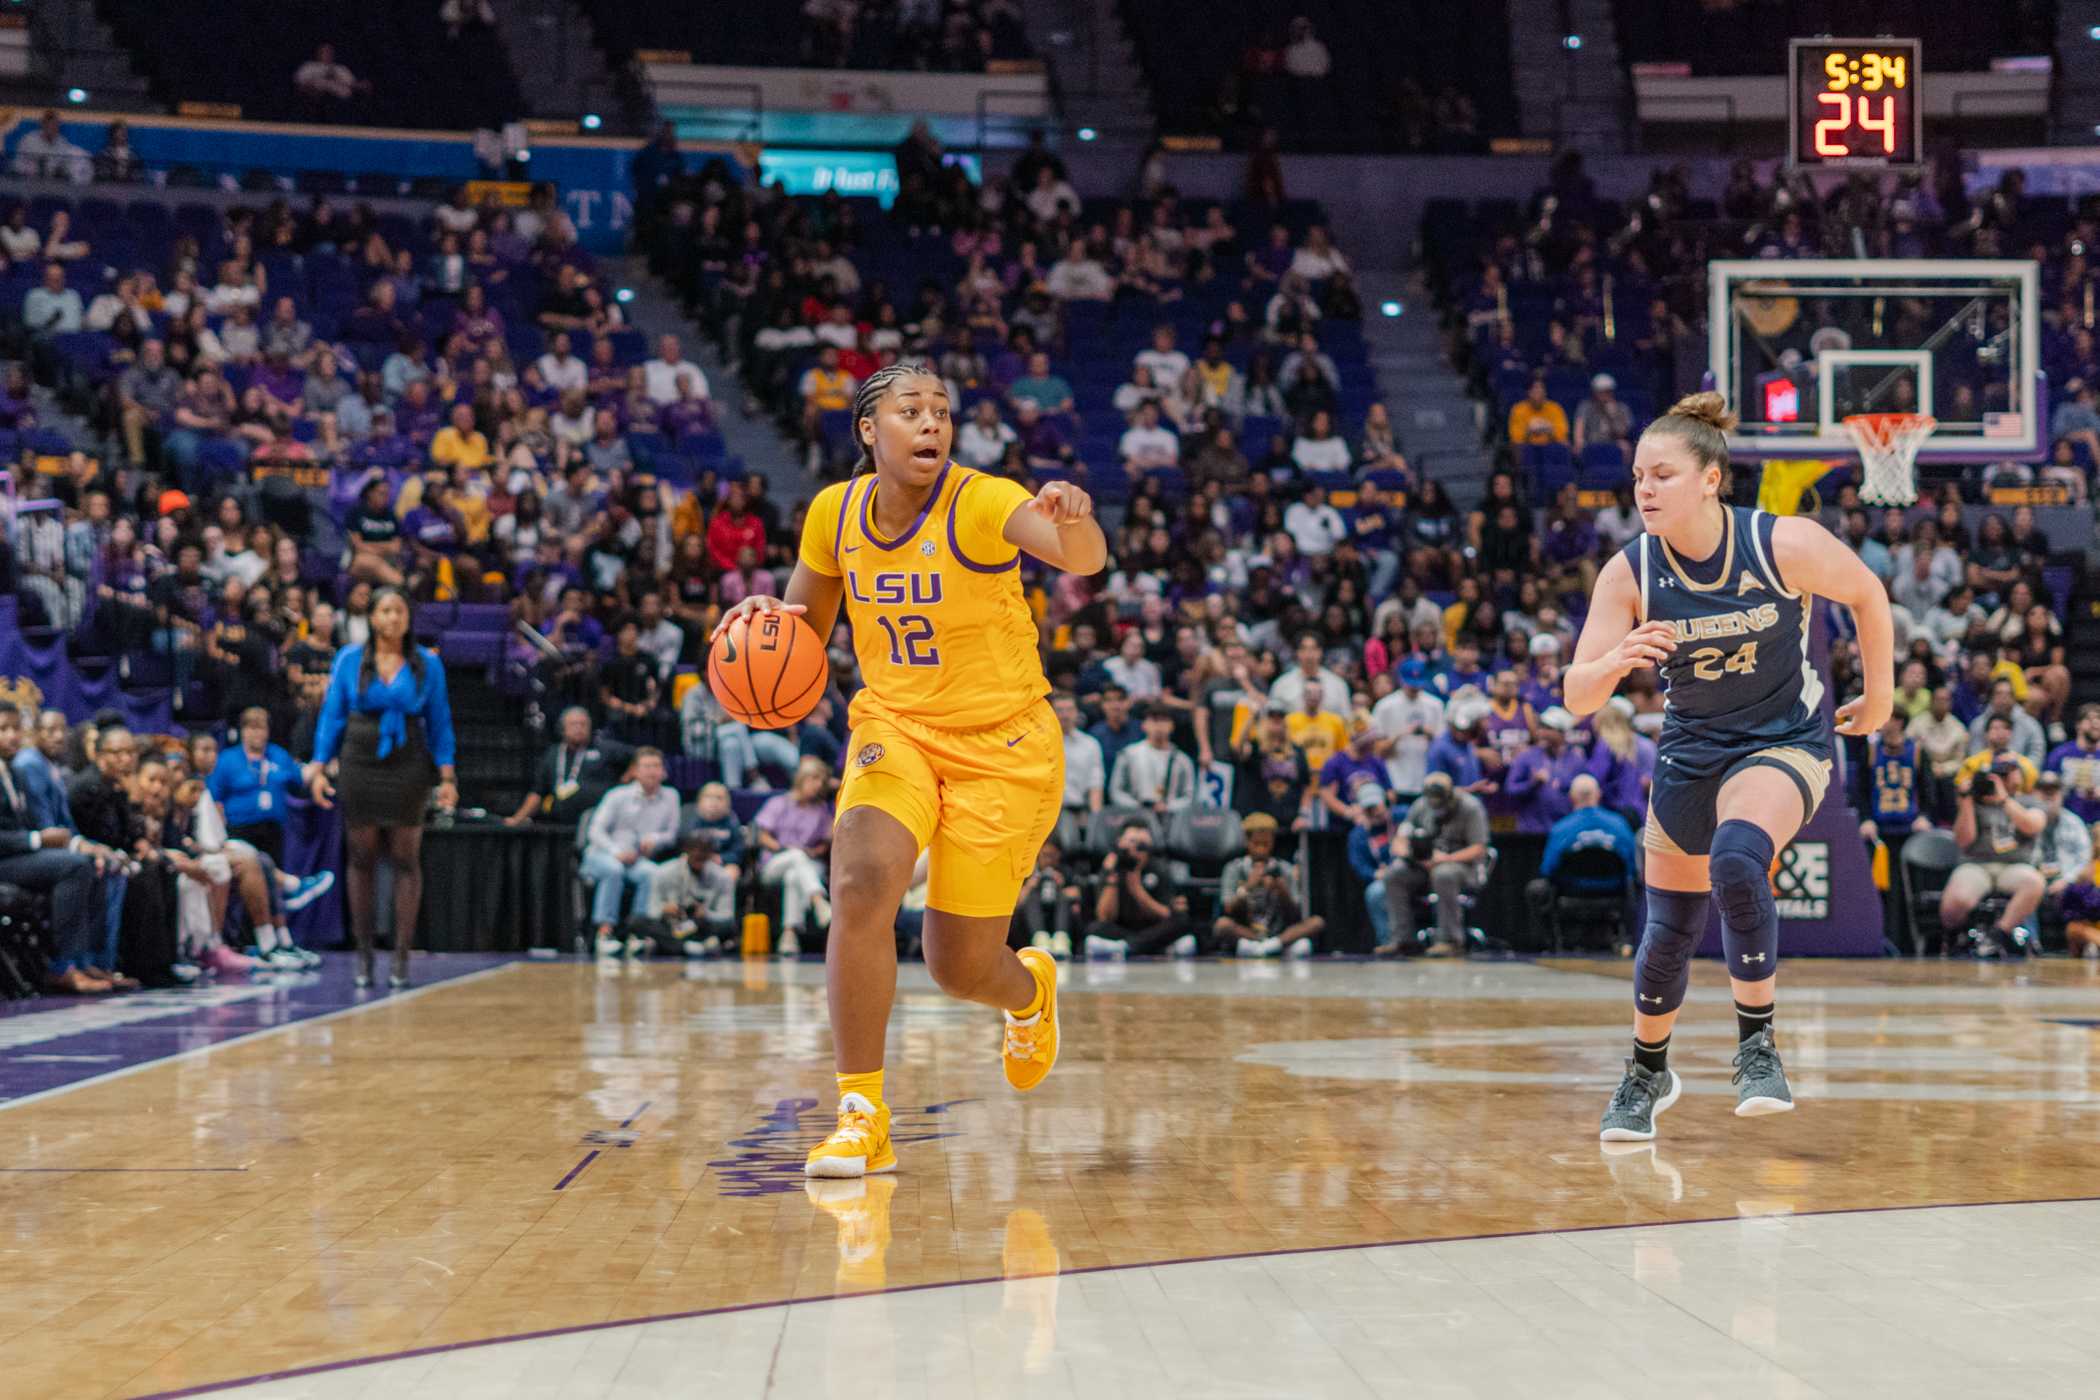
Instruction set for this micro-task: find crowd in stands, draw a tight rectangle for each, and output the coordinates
[12,119,2100,977]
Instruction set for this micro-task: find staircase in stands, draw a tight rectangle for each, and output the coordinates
[484,0,640,132]
[1507,0,1626,154]
[1019,0,1153,142]
[1358,270,1495,508]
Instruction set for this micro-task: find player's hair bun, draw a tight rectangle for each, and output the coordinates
[1663,391,1739,434]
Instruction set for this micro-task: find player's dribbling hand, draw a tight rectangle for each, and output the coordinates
[1027,481,1093,524]
[1611,620,1677,673]
[1834,691,1892,737]
[710,594,805,644]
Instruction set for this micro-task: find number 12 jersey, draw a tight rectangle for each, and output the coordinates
[801,462,1049,731]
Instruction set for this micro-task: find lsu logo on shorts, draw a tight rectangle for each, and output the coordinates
[856,743,886,768]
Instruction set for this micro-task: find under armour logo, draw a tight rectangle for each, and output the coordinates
[1656,575,1675,588]
[1739,952,1768,964]
[1638,993,1665,1005]
[1737,574,1766,595]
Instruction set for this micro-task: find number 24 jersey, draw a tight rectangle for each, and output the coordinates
[800,462,1049,730]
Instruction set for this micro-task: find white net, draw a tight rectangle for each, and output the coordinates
[1844,413,1935,507]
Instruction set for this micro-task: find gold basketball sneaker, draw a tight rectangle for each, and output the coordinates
[1003,947,1060,1092]
[804,1092,895,1178]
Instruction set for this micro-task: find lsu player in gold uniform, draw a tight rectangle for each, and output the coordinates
[715,364,1106,1177]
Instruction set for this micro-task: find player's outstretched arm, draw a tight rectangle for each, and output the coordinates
[1562,552,1676,717]
[709,562,846,645]
[1771,515,1894,736]
[1003,482,1107,574]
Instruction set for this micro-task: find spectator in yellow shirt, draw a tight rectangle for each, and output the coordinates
[798,344,857,437]
[1506,377,1568,445]
[1286,679,1349,774]
[430,402,493,471]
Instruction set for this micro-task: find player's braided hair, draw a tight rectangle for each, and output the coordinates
[850,361,943,475]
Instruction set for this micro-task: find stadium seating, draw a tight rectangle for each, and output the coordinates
[94,0,525,130]
[1610,1,2055,77]
[1119,0,1517,150]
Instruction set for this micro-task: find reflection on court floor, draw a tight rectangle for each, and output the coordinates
[1,956,2095,1398]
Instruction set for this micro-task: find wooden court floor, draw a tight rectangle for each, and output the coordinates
[4,955,2099,1398]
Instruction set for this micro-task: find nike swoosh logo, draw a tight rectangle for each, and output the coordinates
[842,544,860,553]
[1006,732,1030,748]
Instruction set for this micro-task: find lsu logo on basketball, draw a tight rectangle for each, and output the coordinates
[848,572,944,606]
[856,743,886,768]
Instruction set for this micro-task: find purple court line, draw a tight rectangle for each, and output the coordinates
[551,1150,599,1192]
[130,1189,2100,1399]
[619,1100,652,1129]
[0,957,525,1113]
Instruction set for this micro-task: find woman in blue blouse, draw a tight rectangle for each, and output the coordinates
[304,587,457,989]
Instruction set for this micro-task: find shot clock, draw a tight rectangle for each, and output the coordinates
[1788,37,1922,169]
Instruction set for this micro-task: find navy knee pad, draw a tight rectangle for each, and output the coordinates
[1633,887,1709,1014]
[1709,819,1778,979]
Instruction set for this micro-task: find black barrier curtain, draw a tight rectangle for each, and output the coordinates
[418,823,579,951]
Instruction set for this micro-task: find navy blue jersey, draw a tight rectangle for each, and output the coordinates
[1626,506,1828,776]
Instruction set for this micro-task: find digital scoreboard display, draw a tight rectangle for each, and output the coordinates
[1788,38,1922,170]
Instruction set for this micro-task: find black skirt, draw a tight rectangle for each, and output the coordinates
[338,713,438,828]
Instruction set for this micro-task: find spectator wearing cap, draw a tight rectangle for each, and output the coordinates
[1372,657,1443,805]
[1525,773,1638,949]
[1506,376,1567,445]
[1214,812,1324,957]
[1520,633,1566,713]
[1572,373,1632,458]
[1317,712,1386,829]
[1108,703,1195,814]
[1383,770,1490,957]
[1426,696,1490,796]
[1505,707,1588,834]
[2034,770,2093,906]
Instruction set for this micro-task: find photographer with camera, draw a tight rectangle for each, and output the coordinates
[1212,812,1325,958]
[1013,838,1081,960]
[1379,770,1489,958]
[1081,818,1190,959]
[647,831,738,958]
[1940,753,2048,957]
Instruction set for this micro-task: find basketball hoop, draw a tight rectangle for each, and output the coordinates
[1844,412,1935,506]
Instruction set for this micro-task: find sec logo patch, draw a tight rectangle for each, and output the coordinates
[856,743,886,768]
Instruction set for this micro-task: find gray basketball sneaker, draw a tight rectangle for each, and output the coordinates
[1599,1059,1681,1142]
[1731,1025,1795,1117]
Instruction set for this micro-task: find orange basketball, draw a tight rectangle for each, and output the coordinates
[708,610,829,729]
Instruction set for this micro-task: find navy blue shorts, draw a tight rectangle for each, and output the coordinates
[1645,741,1832,858]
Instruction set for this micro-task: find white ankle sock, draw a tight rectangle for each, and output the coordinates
[254,924,279,952]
